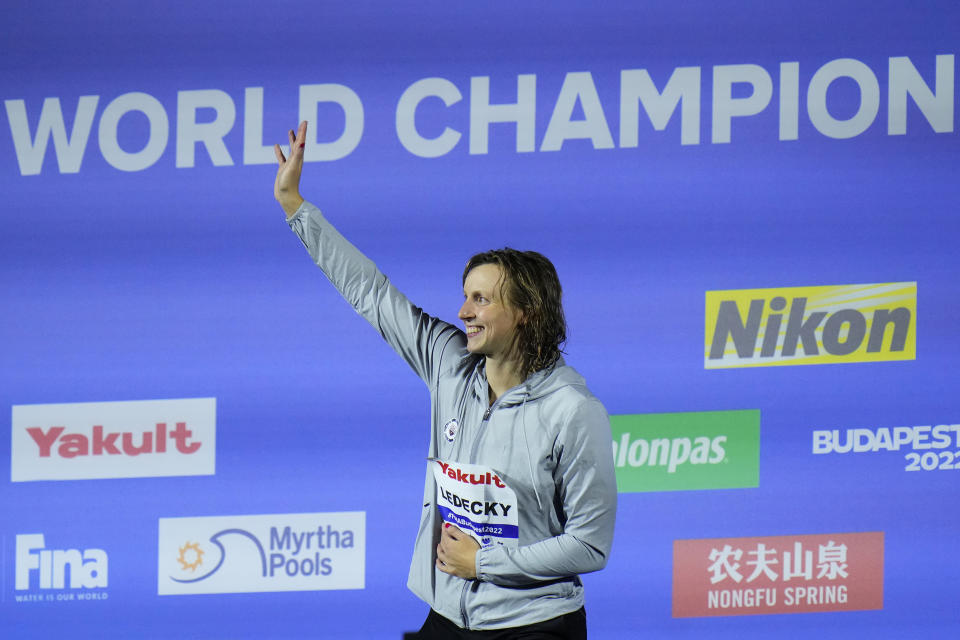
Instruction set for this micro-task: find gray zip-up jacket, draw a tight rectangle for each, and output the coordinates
[288,201,617,630]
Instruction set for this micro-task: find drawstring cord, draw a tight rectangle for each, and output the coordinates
[520,391,543,510]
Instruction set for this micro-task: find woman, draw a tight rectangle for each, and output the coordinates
[274,122,616,639]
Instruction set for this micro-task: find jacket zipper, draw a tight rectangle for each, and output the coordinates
[460,392,510,629]
[460,581,470,629]
[460,400,491,630]
[470,395,505,462]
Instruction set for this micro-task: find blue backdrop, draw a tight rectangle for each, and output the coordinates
[2,1,958,637]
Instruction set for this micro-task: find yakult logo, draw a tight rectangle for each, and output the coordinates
[435,461,507,488]
[11,398,215,481]
[14,534,109,603]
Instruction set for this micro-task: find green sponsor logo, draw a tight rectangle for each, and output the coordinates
[611,410,760,493]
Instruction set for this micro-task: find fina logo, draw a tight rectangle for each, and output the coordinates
[14,534,109,603]
[158,512,365,595]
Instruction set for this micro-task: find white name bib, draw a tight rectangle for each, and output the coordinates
[431,459,519,548]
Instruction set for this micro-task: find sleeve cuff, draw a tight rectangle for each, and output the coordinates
[285,200,311,225]
[475,545,490,582]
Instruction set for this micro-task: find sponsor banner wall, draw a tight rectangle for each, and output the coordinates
[2,2,957,638]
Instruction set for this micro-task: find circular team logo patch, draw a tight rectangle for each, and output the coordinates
[443,419,460,443]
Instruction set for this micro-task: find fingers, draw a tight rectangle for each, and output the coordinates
[276,121,307,166]
[437,533,455,562]
[436,543,450,574]
[289,121,307,150]
[296,120,307,147]
[436,535,475,579]
[293,121,307,164]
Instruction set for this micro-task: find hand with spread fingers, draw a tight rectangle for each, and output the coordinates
[274,120,307,217]
[436,523,481,579]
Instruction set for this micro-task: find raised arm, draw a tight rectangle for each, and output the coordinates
[273,122,465,385]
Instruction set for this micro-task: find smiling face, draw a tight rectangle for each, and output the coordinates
[458,263,522,363]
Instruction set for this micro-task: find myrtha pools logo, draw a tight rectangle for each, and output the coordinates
[157,512,365,595]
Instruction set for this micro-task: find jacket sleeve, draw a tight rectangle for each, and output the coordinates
[287,201,464,386]
[474,397,618,586]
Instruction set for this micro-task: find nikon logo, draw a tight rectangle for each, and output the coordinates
[705,282,916,368]
[610,410,759,493]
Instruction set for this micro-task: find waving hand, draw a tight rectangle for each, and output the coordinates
[274,120,307,217]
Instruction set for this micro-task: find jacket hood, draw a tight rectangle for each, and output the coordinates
[471,356,584,405]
